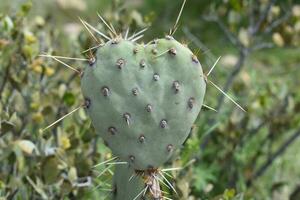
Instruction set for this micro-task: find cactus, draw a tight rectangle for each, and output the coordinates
[41,0,245,199]
[112,165,147,200]
[81,38,206,170]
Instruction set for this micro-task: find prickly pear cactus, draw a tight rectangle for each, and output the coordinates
[81,37,206,170]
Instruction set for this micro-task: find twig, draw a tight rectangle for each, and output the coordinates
[264,11,292,34]
[251,0,277,35]
[203,15,242,49]
[216,50,248,111]
[251,42,274,51]
[247,128,300,186]
[238,94,289,149]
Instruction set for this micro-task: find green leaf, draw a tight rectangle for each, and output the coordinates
[41,156,61,184]
[63,92,76,106]
[1,120,15,134]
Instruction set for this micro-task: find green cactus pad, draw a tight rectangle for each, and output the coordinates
[112,165,150,200]
[81,37,206,170]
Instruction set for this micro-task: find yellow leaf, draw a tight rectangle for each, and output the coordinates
[35,16,45,27]
[16,140,36,155]
[271,6,280,17]
[292,5,300,17]
[60,136,71,150]
[238,28,250,47]
[32,112,43,123]
[45,66,55,76]
[30,102,40,110]
[68,167,78,182]
[56,0,86,11]
[272,32,285,47]
[24,31,37,44]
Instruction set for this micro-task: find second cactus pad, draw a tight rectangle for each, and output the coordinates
[81,37,206,170]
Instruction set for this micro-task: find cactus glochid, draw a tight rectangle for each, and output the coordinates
[41,0,245,199]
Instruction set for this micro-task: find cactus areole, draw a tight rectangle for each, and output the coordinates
[81,36,206,170]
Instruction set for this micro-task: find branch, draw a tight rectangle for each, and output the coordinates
[251,42,274,51]
[251,0,277,35]
[216,50,248,111]
[203,15,242,50]
[247,127,300,186]
[264,10,292,34]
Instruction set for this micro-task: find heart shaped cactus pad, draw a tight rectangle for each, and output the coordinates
[81,36,206,170]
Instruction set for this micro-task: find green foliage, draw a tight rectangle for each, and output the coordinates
[0,0,300,200]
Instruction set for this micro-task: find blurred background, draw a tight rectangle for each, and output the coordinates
[0,0,300,199]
